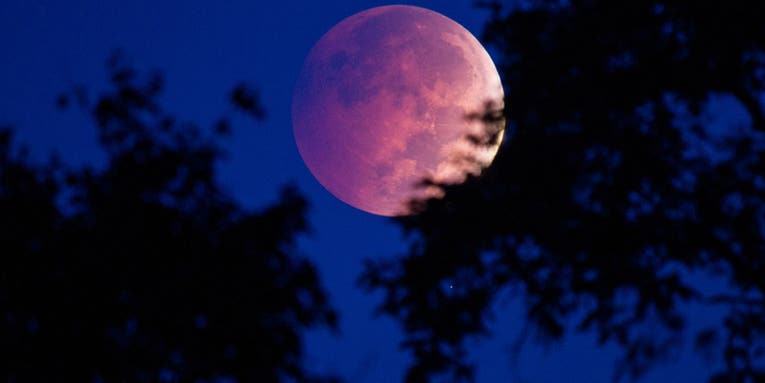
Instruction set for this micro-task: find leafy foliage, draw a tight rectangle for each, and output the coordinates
[0,56,338,383]
[360,1,765,382]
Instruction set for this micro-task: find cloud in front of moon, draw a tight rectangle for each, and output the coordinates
[292,5,505,216]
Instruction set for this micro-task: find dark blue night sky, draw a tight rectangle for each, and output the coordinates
[1,1,731,381]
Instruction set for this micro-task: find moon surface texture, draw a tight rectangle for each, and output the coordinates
[292,5,504,216]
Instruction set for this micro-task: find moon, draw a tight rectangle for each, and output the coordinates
[292,5,504,216]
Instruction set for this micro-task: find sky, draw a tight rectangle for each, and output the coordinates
[0,1,724,381]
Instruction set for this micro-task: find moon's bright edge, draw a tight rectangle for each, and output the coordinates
[292,5,504,216]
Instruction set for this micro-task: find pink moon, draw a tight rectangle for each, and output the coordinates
[292,5,504,216]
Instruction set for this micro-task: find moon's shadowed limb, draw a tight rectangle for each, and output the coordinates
[292,5,504,216]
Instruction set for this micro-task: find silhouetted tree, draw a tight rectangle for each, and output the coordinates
[360,1,765,382]
[0,54,338,383]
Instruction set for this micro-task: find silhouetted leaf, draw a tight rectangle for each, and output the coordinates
[230,83,266,120]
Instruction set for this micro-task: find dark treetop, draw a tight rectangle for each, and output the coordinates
[0,54,338,383]
[360,1,765,382]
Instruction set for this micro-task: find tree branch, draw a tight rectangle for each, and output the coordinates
[704,294,764,307]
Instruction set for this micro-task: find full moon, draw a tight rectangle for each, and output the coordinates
[292,5,504,216]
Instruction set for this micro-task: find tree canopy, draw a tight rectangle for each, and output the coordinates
[360,1,765,382]
[0,55,338,383]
